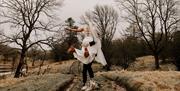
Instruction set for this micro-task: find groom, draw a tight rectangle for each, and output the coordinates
[67,28,98,91]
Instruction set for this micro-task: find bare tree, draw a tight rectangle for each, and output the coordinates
[116,0,180,69]
[0,0,63,77]
[82,5,119,66]
[27,45,38,66]
[65,17,79,47]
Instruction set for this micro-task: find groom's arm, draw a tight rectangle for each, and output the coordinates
[67,46,75,54]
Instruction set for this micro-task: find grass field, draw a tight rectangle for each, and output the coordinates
[128,56,177,71]
[0,56,179,91]
[102,70,180,91]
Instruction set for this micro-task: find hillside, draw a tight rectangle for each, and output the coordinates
[127,56,177,71]
[0,73,73,91]
[102,71,180,91]
[0,56,179,91]
[100,56,180,91]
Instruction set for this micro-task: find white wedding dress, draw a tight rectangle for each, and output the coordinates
[73,22,107,66]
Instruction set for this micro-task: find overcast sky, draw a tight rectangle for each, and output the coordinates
[0,0,127,49]
[60,0,116,21]
[58,0,128,38]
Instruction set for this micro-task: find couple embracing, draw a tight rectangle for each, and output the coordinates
[67,21,107,91]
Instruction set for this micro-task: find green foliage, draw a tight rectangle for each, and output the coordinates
[172,31,180,70]
[50,17,80,61]
[51,42,74,61]
[64,17,79,46]
[65,17,75,27]
[172,31,180,57]
[0,44,19,63]
[27,47,51,61]
[110,36,148,69]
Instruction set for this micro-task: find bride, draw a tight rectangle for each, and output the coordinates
[67,21,107,90]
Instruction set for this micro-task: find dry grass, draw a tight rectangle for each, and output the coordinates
[0,75,24,88]
[102,70,180,91]
[0,73,73,91]
[1,56,179,91]
[0,60,103,88]
[0,60,75,89]
[128,56,177,71]
[28,61,71,74]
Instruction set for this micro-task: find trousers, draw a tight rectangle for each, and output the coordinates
[82,62,94,84]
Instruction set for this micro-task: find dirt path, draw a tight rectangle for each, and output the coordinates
[62,73,127,91]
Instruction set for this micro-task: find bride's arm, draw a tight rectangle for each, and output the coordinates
[66,27,84,32]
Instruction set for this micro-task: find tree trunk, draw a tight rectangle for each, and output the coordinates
[3,56,8,64]
[3,58,6,64]
[154,55,160,69]
[14,50,26,78]
[12,57,16,72]
[38,59,45,75]
[32,58,35,66]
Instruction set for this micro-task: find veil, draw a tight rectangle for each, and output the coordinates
[88,21,107,66]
